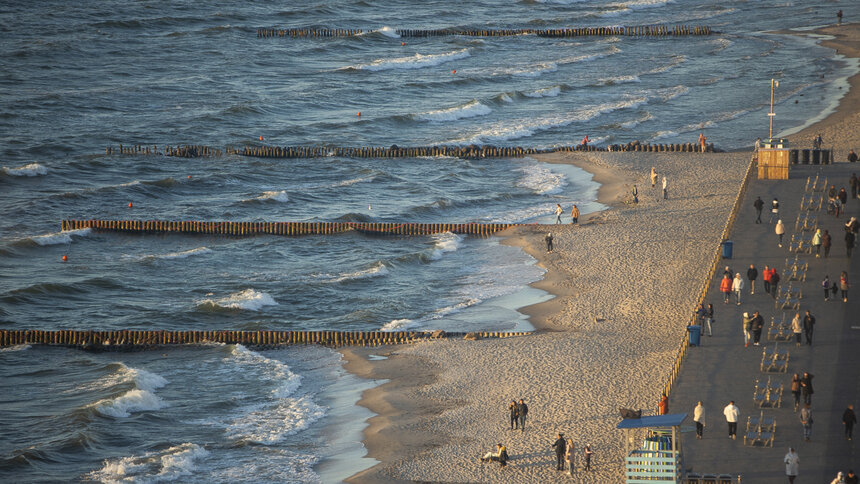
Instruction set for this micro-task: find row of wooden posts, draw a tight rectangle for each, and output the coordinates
[256,25,712,38]
[0,329,529,349]
[61,219,519,237]
[105,142,716,159]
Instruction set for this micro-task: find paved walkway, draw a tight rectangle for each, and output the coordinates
[670,161,860,482]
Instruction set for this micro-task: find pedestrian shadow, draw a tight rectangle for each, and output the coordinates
[506,451,555,469]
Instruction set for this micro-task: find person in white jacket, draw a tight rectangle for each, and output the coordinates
[784,447,799,483]
[776,219,786,247]
[724,401,739,439]
[732,273,745,306]
[693,402,706,439]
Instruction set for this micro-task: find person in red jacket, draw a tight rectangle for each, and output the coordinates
[720,274,733,304]
[763,265,772,294]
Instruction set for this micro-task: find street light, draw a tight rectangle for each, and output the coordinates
[769,79,779,139]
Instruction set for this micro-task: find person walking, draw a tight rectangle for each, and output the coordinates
[705,303,714,336]
[784,448,800,484]
[754,196,764,223]
[838,9,843,25]
[517,399,528,431]
[823,275,833,301]
[843,404,856,440]
[508,400,519,430]
[800,403,813,441]
[693,401,706,439]
[545,233,553,253]
[698,132,707,151]
[564,438,575,476]
[650,167,658,188]
[852,173,859,199]
[840,271,850,302]
[724,401,739,439]
[552,433,567,471]
[747,264,758,294]
[846,470,858,484]
[839,187,848,206]
[850,150,859,163]
[776,219,786,247]
[771,269,781,299]
[823,229,833,258]
[770,198,780,223]
[763,265,772,295]
[791,373,802,411]
[570,204,579,225]
[555,203,563,224]
[813,228,823,257]
[742,312,753,347]
[791,312,803,347]
[662,176,668,200]
[720,274,732,304]
[583,444,593,471]
[846,230,855,257]
[802,310,815,345]
[632,184,639,204]
[801,372,814,405]
[751,311,764,345]
[732,273,744,305]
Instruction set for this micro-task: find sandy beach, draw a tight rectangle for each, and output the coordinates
[341,23,860,484]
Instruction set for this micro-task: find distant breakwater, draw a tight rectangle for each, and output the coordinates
[256,25,713,39]
[61,219,520,236]
[106,141,717,159]
[0,329,529,350]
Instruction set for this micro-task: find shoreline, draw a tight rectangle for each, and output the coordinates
[338,22,860,484]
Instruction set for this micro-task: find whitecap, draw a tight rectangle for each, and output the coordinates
[375,26,400,38]
[427,232,463,260]
[225,395,327,444]
[197,289,278,311]
[256,190,290,202]
[523,86,561,98]
[93,388,167,418]
[151,247,212,260]
[516,163,568,195]
[0,344,31,352]
[29,228,92,246]
[345,48,469,71]
[620,112,654,129]
[380,318,419,331]
[319,262,389,284]
[414,100,492,122]
[87,442,208,483]
[2,162,47,177]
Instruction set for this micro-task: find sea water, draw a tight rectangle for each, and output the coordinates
[0,0,856,481]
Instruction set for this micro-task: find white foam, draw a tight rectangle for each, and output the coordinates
[428,232,463,260]
[415,100,492,122]
[225,395,327,444]
[151,247,212,260]
[375,26,400,38]
[500,93,514,103]
[345,48,469,71]
[651,130,679,141]
[229,345,303,398]
[380,318,419,331]
[0,344,30,352]
[90,366,168,418]
[516,162,568,195]
[431,298,480,318]
[87,442,208,484]
[523,86,561,98]
[322,262,389,283]
[256,190,290,202]
[2,162,47,176]
[198,289,278,311]
[600,74,641,84]
[621,112,654,129]
[608,0,674,10]
[29,228,92,246]
[657,85,690,102]
[646,55,686,74]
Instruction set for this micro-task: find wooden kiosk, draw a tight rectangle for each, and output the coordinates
[618,413,686,483]
[757,138,789,180]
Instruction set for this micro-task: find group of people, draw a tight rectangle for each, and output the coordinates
[719,264,781,306]
[554,203,580,224]
[649,167,669,200]
[551,433,593,475]
[753,196,782,224]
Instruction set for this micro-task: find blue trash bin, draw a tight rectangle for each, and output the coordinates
[687,324,701,346]
[722,240,733,259]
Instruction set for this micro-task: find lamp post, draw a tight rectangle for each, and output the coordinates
[768,78,779,139]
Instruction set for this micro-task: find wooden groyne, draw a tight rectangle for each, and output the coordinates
[0,329,529,350]
[256,25,713,39]
[105,142,717,159]
[61,220,520,237]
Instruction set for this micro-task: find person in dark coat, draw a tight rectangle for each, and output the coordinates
[747,264,758,294]
[753,196,764,223]
[517,399,528,431]
[801,372,814,405]
[751,311,764,345]
[851,173,859,199]
[847,230,856,257]
[823,230,833,258]
[844,404,857,440]
[508,400,518,430]
[545,233,553,253]
[791,374,802,411]
[552,433,567,470]
[770,269,781,299]
[802,311,815,346]
[839,187,848,206]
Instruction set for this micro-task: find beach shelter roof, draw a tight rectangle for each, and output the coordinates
[616,413,687,429]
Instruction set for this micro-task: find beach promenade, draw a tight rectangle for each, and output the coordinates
[671,160,860,482]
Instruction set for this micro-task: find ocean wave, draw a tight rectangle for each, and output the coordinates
[22,228,92,246]
[141,247,212,261]
[196,289,278,312]
[645,55,686,74]
[90,366,168,418]
[657,85,690,102]
[516,162,568,195]
[427,231,463,261]
[242,190,289,203]
[0,344,31,352]
[620,111,654,129]
[87,442,208,483]
[317,261,389,284]
[2,162,47,177]
[373,26,400,38]
[380,318,418,331]
[598,74,641,85]
[343,48,469,71]
[523,86,561,98]
[229,345,302,399]
[608,0,674,10]
[414,100,492,122]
